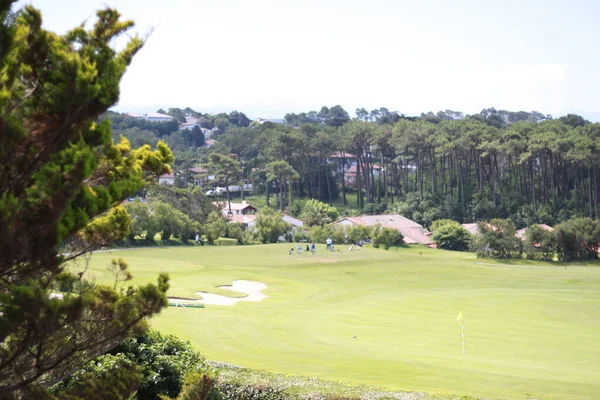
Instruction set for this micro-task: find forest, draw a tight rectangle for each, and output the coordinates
[111,106,599,228]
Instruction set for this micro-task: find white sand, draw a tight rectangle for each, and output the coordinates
[169,280,268,307]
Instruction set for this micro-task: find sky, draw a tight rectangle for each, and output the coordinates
[18,0,600,120]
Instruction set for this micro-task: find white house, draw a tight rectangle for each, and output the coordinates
[126,112,174,122]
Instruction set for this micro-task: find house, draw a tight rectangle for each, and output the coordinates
[205,139,216,148]
[126,112,174,122]
[229,214,257,231]
[331,214,432,245]
[515,224,554,241]
[158,167,209,186]
[158,173,175,185]
[344,164,383,188]
[214,200,258,216]
[255,118,285,125]
[461,223,480,235]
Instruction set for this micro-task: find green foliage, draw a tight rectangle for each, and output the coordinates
[152,201,200,241]
[225,223,245,244]
[308,225,333,243]
[205,211,227,244]
[215,238,238,246]
[177,371,220,400]
[524,225,556,261]
[554,218,600,261]
[113,331,207,400]
[301,199,339,227]
[255,208,290,244]
[431,219,472,251]
[126,199,156,240]
[215,382,286,400]
[51,354,142,400]
[370,226,403,250]
[473,219,522,258]
[0,3,173,395]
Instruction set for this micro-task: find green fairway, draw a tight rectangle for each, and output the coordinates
[84,245,600,400]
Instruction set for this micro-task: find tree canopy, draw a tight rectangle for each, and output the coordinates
[0,3,173,396]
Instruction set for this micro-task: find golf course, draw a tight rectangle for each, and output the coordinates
[83,244,600,400]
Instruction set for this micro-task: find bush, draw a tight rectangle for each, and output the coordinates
[215,382,286,400]
[554,218,600,261]
[113,331,207,400]
[431,219,472,251]
[226,222,245,244]
[215,238,238,246]
[473,219,522,258]
[177,371,221,400]
[309,225,333,243]
[371,226,403,250]
[524,224,556,260]
[205,211,227,244]
[51,354,142,400]
[255,208,290,244]
[301,199,339,227]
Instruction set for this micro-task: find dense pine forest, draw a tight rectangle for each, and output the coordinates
[110,107,599,227]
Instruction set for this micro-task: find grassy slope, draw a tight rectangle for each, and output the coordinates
[84,245,600,400]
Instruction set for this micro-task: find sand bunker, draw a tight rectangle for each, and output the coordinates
[170,280,268,307]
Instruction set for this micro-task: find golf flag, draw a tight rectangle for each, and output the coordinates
[456,311,463,321]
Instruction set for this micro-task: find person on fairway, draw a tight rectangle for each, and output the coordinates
[297,243,302,254]
[311,242,316,254]
[326,237,332,251]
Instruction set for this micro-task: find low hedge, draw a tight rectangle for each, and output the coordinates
[215,238,238,246]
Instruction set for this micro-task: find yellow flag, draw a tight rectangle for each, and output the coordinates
[456,312,463,321]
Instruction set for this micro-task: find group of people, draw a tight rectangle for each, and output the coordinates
[287,238,362,255]
[289,242,317,255]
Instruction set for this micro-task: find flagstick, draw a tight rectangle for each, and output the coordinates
[461,320,466,354]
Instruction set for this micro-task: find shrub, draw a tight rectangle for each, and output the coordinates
[113,331,206,400]
[524,224,556,260]
[51,354,142,400]
[216,382,286,400]
[215,238,238,246]
[301,199,339,227]
[371,226,403,250]
[431,219,472,251]
[255,208,290,244]
[205,211,227,244]
[473,219,522,258]
[226,222,245,244]
[309,225,333,243]
[554,218,600,261]
[177,371,221,400]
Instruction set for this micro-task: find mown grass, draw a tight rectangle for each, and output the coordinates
[83,244,600,400]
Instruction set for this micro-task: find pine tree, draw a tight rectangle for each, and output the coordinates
[0,2,174,396]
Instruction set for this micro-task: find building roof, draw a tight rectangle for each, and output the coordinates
[126,112,173,119]
[283,214,304,227]
[515,224,554,240]
[338,214,423,230]
[333,214,431,245]
[213,201,257,212]
[345,164,383,175]
[229,214,257,224]
[159,173,174,179]
[461,223,479,235]
[329,151,356,159]
[189,166,208,174]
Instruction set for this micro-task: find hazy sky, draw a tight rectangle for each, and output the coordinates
[18,0,600,120]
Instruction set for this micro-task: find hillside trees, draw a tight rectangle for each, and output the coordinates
[0,3,173,396]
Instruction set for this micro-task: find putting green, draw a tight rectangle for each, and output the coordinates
[85,244,600,400]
